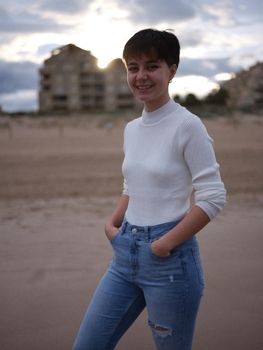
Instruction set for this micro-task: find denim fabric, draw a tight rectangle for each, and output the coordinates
[73,219,205,350]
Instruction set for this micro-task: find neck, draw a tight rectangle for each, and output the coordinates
[141,99,177,125]
[144,95,170,112]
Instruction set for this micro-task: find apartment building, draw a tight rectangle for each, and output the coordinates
[39,44,139,112]
[223,62,263,111]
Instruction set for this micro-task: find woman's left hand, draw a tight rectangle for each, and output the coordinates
[150,240,171,257]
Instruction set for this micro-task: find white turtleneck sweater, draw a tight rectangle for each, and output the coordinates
[121,99,226,226]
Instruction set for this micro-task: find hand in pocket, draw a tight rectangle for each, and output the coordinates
[105,224,120,242]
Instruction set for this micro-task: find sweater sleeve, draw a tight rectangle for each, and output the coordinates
[179,116,226,219]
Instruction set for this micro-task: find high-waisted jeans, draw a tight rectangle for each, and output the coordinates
[73,219,205,350]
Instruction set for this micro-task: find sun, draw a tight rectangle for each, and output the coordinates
[73,5,132,68]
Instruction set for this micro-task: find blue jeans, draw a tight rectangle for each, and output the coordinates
[73,219,205,350]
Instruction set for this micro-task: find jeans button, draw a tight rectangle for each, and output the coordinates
[131,228,137,234]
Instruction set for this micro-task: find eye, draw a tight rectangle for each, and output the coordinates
[127,65,138,73]
[147,64,159,71]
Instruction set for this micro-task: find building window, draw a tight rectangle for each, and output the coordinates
[52,95,68,101]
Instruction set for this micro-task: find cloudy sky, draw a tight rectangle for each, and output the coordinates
[0,0,262,111]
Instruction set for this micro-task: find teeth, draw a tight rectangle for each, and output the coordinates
[137,86,151,90]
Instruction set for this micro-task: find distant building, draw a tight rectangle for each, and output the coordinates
[223,62,263,111]
[39,44,140,112]
[105,59,138,111]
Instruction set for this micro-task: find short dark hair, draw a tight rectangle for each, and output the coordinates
[123,28,180,68]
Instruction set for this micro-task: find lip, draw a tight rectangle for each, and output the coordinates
[135,84,154,90]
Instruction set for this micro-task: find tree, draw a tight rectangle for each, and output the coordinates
[205,87,228,105]
[173,94,182,104]
[183,93,201,106]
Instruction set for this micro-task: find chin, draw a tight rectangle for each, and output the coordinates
[136,93,153,102]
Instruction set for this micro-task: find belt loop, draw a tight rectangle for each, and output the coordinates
[121,219,127,233]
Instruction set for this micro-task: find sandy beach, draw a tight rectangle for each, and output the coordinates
[0,114,263,349]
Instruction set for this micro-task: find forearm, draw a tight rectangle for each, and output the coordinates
[153,206,210,256]
[105,194,129,229]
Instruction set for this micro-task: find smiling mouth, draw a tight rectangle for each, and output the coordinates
[136,85,153,91]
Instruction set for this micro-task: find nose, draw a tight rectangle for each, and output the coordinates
[136,67,147,80]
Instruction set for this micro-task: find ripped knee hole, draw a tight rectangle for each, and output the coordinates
[148,320,172,336]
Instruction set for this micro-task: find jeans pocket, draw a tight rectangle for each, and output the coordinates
[109,225,124,245]
[110,232,120,245]
[191,248,205,286]
[148,243,180,261]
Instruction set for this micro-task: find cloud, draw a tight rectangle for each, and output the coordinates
[177,57,242,78]
[0,19,66,34]
[171,75,218,98]
[232,0,263,25]
[0,55,39,112]
[0,90,37,112]
[201,0,237,27]
[38,0,94,14]
[0,60,39,94]
[179,30,204,47]
[201,0,263,27]
[116,0,196,24]
[37,43,62,56]
[0,8,70,34]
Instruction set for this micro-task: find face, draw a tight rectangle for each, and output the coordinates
[126,55,176,112]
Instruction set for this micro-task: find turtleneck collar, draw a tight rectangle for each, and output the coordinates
[141,99,178,126]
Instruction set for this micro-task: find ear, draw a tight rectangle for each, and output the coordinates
[169,64,177,80]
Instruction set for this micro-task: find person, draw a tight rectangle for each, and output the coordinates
[73,28,226,350]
